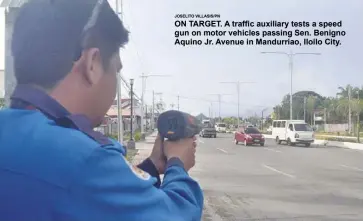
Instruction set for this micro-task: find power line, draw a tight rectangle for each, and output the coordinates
[144,90,267,107]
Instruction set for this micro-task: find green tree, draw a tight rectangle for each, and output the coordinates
[222,117,238,125]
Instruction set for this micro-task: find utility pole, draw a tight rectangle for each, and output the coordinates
[218,95,221,121]
[177,95,180,110]
[220,81,255,127]
[129,79,134,140]
[152,91,155,130]
[261,51,321,120]
[261,108,268,131]
[140,73,171,135]
[348,86,352,134]
[115,0,123,143]
[208,93,231,122]
[151,91,163,130]
[210,102,213,119]
[304,97,307,122]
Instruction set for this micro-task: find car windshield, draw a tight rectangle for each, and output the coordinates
[244,128,260,134]
[203,123,213,128]
[218,124,226,127]
[294,124,312,131]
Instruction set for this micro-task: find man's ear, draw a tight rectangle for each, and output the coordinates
[82,48,104,85]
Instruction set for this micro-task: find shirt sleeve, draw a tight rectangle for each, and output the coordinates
[64,147,204,221]
[137,158,161,188]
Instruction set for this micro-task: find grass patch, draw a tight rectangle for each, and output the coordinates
[315,135,358,143]
[125,149,138,162]
[316,132,363,137]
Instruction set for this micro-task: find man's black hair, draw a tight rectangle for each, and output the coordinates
[12,0,129,89]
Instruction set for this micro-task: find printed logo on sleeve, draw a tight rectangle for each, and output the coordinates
[122,156,151,181]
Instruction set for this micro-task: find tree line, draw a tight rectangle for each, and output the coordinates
[272,85,363,125]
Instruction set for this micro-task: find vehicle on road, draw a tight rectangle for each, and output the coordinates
[215,123,227,133]
[202,119,211,124]
[235,127,265,146]
[272,120,314,147]
[200,122,217,138]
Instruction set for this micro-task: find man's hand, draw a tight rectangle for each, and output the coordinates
[149,134,167,174]
[164,136,197,172]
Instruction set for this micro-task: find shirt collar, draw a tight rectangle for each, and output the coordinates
[10,84,112,146]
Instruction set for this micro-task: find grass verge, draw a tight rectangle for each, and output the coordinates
[315,135,359,143]
[315,132,363,137]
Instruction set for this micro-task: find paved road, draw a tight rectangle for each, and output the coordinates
[190,133,363,221]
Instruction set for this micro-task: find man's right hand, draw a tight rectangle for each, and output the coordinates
[163,137,197,171]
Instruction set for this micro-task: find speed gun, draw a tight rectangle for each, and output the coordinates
[157,110,201,141]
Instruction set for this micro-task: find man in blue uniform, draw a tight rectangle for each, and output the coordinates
[0,0,203,220]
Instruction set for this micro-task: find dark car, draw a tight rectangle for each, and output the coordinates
[234,127,265,146]
[199,122,217,138]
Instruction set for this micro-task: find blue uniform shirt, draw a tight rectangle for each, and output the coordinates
[0,85,204,221]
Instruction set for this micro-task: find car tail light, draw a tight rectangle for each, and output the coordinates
[295,133,299,138]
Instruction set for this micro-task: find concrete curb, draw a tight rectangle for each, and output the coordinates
[263,134,363,150]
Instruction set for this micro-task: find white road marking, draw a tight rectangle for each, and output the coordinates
[262,164,296,178]
[217,148,228,153]
[198,139,205,144]
[264,148,282,153]
[340,164,363,172]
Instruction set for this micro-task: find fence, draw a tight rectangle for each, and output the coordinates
[315,124,349,133]
[96,119,142,136]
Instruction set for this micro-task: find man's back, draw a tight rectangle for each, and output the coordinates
[0,107,203,221]
[0,109,101,220]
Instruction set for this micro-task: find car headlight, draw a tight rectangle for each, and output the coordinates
[295,133,299,138]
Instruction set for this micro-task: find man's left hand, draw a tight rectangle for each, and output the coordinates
[149,134,167,174]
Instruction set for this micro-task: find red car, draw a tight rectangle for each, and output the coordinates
[234,127,265,146]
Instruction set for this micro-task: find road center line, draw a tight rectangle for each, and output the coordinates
[262,164,296,178]
[340,164,363,172]
[217,148,228,154]
[264,148,282,153]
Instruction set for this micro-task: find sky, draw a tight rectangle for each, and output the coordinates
[112,0,363,117]
[1,1,363,117]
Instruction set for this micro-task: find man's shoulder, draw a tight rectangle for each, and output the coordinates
[0,108,103,149]
[0,109,120,188]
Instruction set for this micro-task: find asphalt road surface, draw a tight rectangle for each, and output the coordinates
[190,133,363,221]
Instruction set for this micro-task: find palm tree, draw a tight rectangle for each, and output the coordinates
[336,98,350,119]
[337,85,351,98]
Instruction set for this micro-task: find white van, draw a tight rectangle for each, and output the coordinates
[215,123,227,133]
[272,120,315,147]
